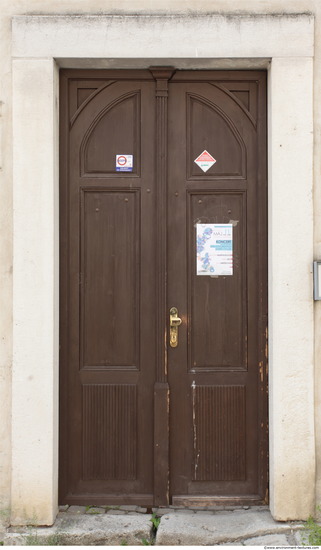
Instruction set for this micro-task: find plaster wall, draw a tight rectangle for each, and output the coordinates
[11,58,59,526]
[0,0,319,527]
[268,56,314,520]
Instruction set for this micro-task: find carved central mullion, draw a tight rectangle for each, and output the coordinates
[156,93,168,384]
[151,68,175,506]
[151,68,175,383]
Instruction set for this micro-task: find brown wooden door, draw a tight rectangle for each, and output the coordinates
[167,72,267,505]
[59,69,267,506]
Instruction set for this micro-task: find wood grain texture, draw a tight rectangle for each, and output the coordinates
[83,92,140,176]
[192,385,246,481]
[81,190,140,369]
[60,71,156,504]
[168,71,267,501]
[83,384,137,480]
[188,192,247,371]
[150,68,175,506]
[187,93,246,180]
[60,69,267,506]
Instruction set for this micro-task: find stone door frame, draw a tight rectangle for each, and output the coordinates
[11,13,314,524]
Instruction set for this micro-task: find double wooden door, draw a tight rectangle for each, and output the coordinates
[59,69,268,506]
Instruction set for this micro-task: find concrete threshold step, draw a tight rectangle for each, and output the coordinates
[4,509,304,546]
[156,510,303,546]
[4,513,153,546]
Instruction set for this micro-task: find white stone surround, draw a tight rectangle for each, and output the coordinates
[11,14,314,524]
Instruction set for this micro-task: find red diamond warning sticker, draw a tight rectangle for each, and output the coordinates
[194,150,217,173]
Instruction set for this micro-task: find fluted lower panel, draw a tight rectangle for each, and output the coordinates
[83,384,137,480]
[193,385,246,481]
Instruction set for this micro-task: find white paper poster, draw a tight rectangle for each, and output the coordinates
[196,224,233,276]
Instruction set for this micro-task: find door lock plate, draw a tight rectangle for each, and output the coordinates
[169,307,182,348]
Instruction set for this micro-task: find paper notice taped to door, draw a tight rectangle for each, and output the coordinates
[196,224,233,276]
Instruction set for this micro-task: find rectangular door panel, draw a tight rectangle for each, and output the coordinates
[83,384,137,480]
[192,384,246,481]
[81,190,140,369]
[188,192,247,371]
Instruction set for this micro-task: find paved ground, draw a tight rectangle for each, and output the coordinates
[2,505,305,546]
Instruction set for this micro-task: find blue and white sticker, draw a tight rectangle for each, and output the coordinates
[116,154,133,172]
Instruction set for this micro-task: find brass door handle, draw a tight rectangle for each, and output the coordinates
[170,307,182,348]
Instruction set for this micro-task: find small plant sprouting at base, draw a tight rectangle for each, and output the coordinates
[302,511,321,546]
[150,513,160,530]
[25,532,64,546]
[147,513,160,545]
